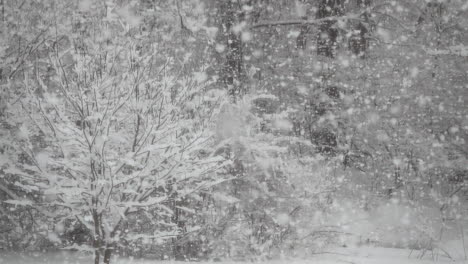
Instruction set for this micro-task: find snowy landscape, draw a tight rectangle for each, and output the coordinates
[0,0,467,263]
[1,246,468,264]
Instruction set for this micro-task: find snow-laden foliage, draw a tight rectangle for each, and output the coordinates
[0,1,227,263]
[1,0,468,263]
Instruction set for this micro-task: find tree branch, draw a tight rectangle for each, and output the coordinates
[250,13,362,29]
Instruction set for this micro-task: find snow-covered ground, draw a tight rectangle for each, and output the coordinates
[1,246,466,264]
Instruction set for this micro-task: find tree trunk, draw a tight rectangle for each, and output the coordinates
[296,22,309,50]
[349,0,372,57]
[217,1,244,101]
[103,245,113,264]
[316,0,344,58]
[94,248,101,264]
[93,209,102,264]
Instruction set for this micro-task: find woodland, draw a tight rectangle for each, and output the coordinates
[0,0,467,264]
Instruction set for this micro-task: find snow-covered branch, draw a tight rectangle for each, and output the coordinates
[250,13,362,29]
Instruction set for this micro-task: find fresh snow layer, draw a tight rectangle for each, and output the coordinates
[0,246,466,264]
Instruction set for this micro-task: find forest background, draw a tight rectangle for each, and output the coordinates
[0,0,467,264]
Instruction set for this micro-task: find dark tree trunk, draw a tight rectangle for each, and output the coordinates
[316,0,344,58]
[94,249,100,264]
[218,1,244,101]
[92,209,102,264]
[103,245,113,264]
[349,0,372,57]
[296,14,309,50]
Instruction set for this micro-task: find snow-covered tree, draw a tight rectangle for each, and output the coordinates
[0,1,228,263]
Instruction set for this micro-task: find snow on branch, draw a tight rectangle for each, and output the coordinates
[250,13,362,29]
[250,3,408,31]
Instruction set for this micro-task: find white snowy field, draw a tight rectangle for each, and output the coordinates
[0,246,466,264]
